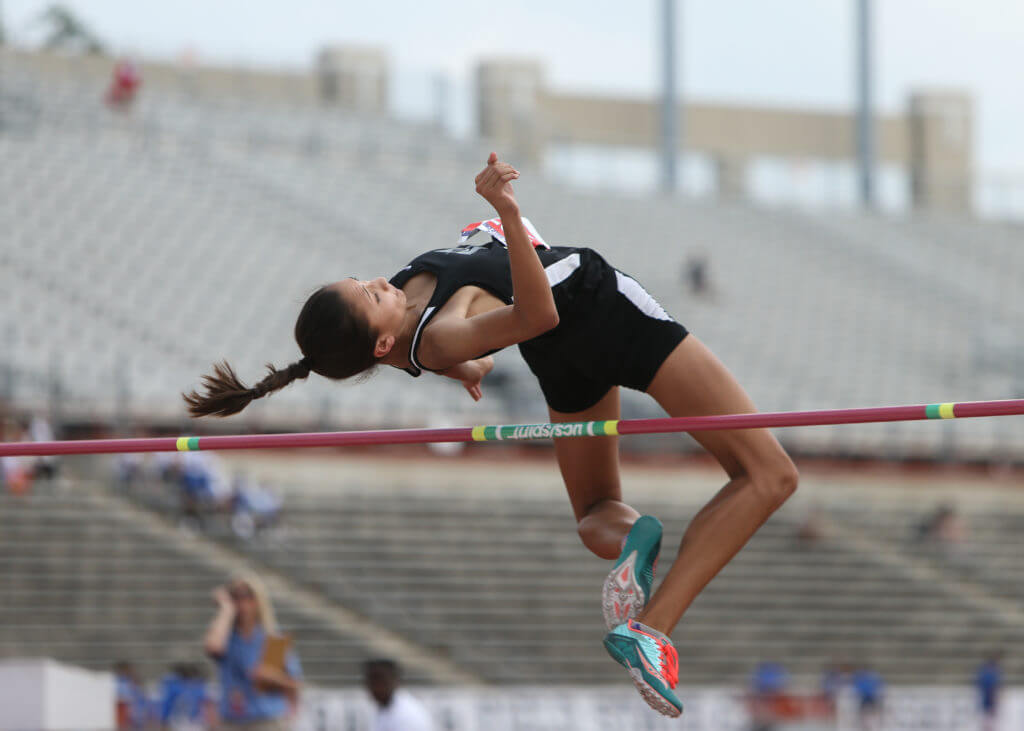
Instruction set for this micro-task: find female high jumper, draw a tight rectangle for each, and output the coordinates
[184,153,799,717]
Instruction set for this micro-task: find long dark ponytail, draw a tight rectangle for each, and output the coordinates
[183,284,380,418]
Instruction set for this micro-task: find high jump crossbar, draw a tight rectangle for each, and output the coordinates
[0,399,1022,458]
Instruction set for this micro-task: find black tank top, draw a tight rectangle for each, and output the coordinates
[389,241,599,376]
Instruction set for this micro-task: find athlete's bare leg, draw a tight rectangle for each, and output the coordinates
[549,387,640,560]
[637,334,798,634]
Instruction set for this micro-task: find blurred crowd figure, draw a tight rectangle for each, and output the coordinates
[364,659,433,731]
[820,662,847,711]
[850,664,885,731]
[682,252,714,300]
[203,574,302,730]
[913,503,968,558]
[115,660,214,730]
[159,663,215,729]
[176,452,236,532]
[976,653,1003,731]
[747,660,889,731]
[0,413,60,495]
[106,58,142,111]
[819,661,885,729]
[114,661,151,729]
[748,661,791,731]
[115,448,283,541]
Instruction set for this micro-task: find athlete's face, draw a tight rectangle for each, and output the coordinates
[330,277,407,358]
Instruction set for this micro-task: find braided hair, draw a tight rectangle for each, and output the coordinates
[183,284,379,417]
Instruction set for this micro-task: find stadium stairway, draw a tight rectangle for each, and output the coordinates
[831,504,1024,620]
[0,480,479,686]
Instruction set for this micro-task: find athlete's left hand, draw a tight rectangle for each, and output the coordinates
[475,152,520,216]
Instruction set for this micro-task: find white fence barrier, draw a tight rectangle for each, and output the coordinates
[0,658,114,731]
[296,685,1024,731]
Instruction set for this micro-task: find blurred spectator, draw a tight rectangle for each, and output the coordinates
[0,419,32,495]
[203,574,302,729]
[178,452,233,531]
[28,413,59,480]
[820,661,849,711]
[115,451,145,488]
[976,653,1003,731]
[114,661,154,730]
[364,659,433,731]
[230,473,283,541]
[751,660,789,696]
[913,503,968,556]
[154,451,184,483]
[158,662,215,730]
[106,58,142,110]
[113,429,154,488]
[682,252,713,298]
[851,665,884,731]
[748,661,789,731]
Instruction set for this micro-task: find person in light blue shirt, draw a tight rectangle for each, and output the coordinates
[158,662,214,728]
[114,661,154,730]
[203,574,302,730]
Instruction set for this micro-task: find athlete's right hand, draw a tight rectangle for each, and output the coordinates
[475,152,520,215]
[463,356,495,402]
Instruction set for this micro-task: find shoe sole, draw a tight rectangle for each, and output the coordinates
[627,669,683,718]
[604,639,683,718]
[602,552,646,630]
[602,516,662,630]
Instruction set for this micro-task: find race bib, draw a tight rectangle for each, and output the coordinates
[459,216,550,249]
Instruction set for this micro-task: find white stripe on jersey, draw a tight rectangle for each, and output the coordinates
[409,306,437,372]
[615,271,672,321]
[544,253,581,287]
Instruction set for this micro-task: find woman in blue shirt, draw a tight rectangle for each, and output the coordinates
[203,574,302,730]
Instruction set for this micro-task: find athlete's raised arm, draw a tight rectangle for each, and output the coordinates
[478,153,559,335]
[418,153,559,369]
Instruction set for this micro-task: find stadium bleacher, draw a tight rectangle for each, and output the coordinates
[2,49,1021,461]
[5,466,1024,689]
[0,481,449,686]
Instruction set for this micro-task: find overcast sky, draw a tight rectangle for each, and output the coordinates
[5,0,1024,174]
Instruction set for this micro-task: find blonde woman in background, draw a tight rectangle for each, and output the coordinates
[203,574,302,729]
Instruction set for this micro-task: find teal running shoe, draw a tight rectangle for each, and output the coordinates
[604,619,682,718]
[602,515,662,629]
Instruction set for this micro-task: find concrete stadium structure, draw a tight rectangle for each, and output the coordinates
[0,48,1020,463]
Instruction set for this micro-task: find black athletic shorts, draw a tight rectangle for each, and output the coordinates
[518,250,688,414]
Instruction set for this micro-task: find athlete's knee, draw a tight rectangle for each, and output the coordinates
[777,459,800,501]
[577,523,621,560]
[750,455,799,507]
[576,499,638,560]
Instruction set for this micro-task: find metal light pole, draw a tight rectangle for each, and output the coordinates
[855,0,875,208]
[660,0,680,193]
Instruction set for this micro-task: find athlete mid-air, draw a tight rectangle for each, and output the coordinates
[185,153,799,717]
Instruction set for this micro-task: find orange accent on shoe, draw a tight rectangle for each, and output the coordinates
[658,639,679,689]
